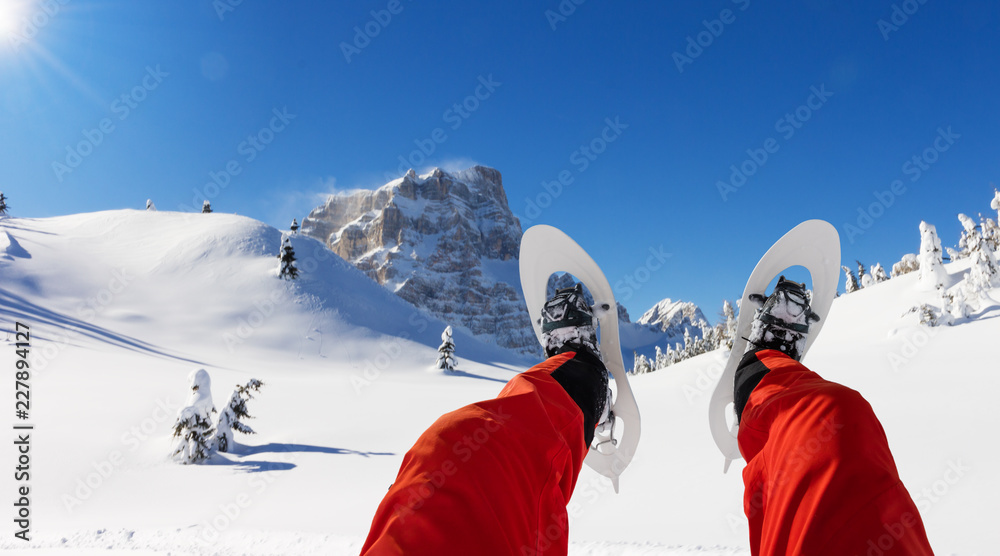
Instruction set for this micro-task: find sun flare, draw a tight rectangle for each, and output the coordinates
[0,0,32,43]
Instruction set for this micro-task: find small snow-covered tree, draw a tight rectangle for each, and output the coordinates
[958,213,1000,301]
[682,328,694,359]
[146,199,157,211]
[290,218,300,233]
[171,369,216,464]
[842,266,859,294]
[214,379,264,453]
[721,300,737,350]
[202,200,213,213]
[632,352,651,374]
[436,326,456,372]
[903,303,942,327]
[950,284,974,321]
[992,187,1000,222]
[0,192,8,215]
[857,261,873,289]
[892,253,919,277]
[653,346,665,370]
[982,217,1000,254]
[918,221,947,289]
[278,236,299,280]
[871,263,889,284]
[935,285,955,327]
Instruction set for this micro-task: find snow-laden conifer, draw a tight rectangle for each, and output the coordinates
[842,265,860,294]
[278,236,299,280]
[918,221,947,289]
[871,263,889,284]
[436,326,456,372]
[214,379,264,453]
[171,369,216,464]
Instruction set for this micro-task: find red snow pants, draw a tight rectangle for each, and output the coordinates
[360,351,587,556]
[738,349,934,556]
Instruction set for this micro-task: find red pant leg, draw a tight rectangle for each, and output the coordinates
[738,350,934,556]
[361,352,588,556]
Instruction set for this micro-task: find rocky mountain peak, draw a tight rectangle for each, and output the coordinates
[301,166,536,354]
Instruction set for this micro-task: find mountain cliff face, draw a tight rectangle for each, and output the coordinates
[301,166,538,354]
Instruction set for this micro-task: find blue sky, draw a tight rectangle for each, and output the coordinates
[2,0,998,319]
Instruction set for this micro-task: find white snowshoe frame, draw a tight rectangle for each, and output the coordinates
[520,225,641,493]
[708,220,841,472]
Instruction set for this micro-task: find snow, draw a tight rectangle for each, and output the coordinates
[0,210,996,554]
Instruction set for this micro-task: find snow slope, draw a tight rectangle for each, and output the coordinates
[0,211,996,554]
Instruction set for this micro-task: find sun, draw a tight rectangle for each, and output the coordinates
[0,0,31,44]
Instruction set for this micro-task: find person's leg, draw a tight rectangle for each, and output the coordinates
[736,349,934,556]
[360,350,600,556]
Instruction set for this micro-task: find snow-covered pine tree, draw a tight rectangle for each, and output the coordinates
[0,192,8,215]
[632,353,651,374]
[698,322,714,354]
[936,285,955,327]
[290,218,300,233]
[202,200,213,213]
[842,265,860,293]
[278,236,299,280]
[682,327,693,359]
[950,284,974,321]
[958,213,1000,303]
[146,199,157,211]
[666,345,678,366]
[654,345,665,370]
[891,254,919,277]
[721,299,737,350]
[918,221,947,289]
[992,187,1000,222]
[982,216,1000,254]
[436,326,456,372]
[171,369,216,464]
[857,261,873,289]
[871,263,889,284]
[214,379,264,453]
